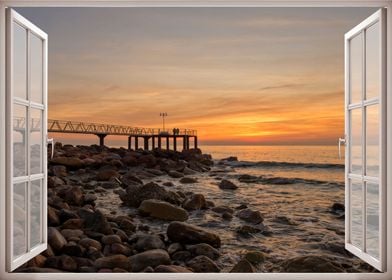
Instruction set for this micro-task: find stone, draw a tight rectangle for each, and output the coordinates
[332,202,345,212]
[48,227,67,252]
[78,208,113,235]
[221,156,238,162]
[48,176,65,188]
[52,165,67,177]
[79,237,102,251]
[281,255,344,272]
[211,206,234,214]
[120,182,181,208]
[62,241,84,256]
[236,225,264,236]
[238,174,259,183]
[45,255,78,272]
[111,243,131,256]
[63,186,84,206]
[138,154,158,168]
[84,193,97,204]
[168,170,184,178]
[230,258,256,272]
[61,229,83,240]
[51,157,84,170]
[186,255,220,272]
[129,249,171,272]
[245,251,266,265]
[236,209,264,224]
[59,209,79,223]
[120,172,143,187]
[167,221,221,248]
[139,199,188,221]
[97,167,119,181]
[222,212,233,220]
[94,254,130,271]
[172,250,192,262]
[134,234,165,252]
[119,218,137,233]
[154,265,192,273]
[183,194,206,210]
[102,234,122,245]
[218,179,238,190]
[272,215,296,225]
[48,206,60,226]
[167,243,183,255]
[180,177,198,184]
[61,218,84,229]
[186,243,220,260]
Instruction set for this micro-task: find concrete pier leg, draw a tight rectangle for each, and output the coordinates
[128,136,132,150]
[173,136,177,152]
[186,136,190,150]
[166,137,170,150]
[183,136,186,151]
[97,134,107,147]
[158,136,162,149]
[194,136,198,149]
[144,137,149,150]
[135,137,139,150]
[152,136,155,149]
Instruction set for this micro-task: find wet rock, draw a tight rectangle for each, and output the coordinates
[236,225,264,236]
[61,229,83,240]
[97,166,119,181]
[245,251,266,265]
[48,227,67,252]
[238,174,259,183]
[94,254,130,271]
[168,170,184,178]
[183,167,197,175]
[120,182,181,208]
[139,199,188,221]
[84,193,97,205]
[52,165,67,177]
[211,206,234,214]
[48,206,60,226]
[183,194,206,210]
[167,221,221,248]
[63,186,84,206]
[129,249,171,272]
[332,202,345,212]
[78,208,113,235]
[230,258,256,272]
[172,250,192,262]
[222,212,233,220]
[26,254,47,267]
[61,218,84,229]
[180,177,198,184]
[111,243,131,256]
[138,154,157,168]
[154,265,192,272]
[79,237,102,251]
[186,255,220,272]
[272,215,296,225]
[62,241,84,256]
[167,243,183,255]
[102,234,122,245]
[51,157,84,170]
[281,255,344,272]
[236,209,264,224]
[218,179,238,190]
[163,182,174,187]
[134,234,165,252]
[48,176,65,188]
[45,255,78,272]
[186,243,220,260]
[59,209,79,223]
[120,173,143,187]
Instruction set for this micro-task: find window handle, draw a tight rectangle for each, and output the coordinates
[338,137,346,159]
[47,138,54,159]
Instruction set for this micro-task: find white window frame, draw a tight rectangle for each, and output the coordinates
[0,1,391,280]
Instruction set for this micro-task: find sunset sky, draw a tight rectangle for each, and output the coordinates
[17,7,377,146]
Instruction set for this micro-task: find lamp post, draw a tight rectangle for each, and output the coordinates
[160,112,168,132]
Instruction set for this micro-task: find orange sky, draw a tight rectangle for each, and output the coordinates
[18,7,377,146]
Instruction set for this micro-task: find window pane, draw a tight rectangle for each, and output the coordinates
[30,34,43,104]
[350,109,362,174]
[351,179,363,248]
[366,181,379,260]
[30,180,42,248]
[350,33,363,104]
[13,23,27,100]
[30,109,42,175]
[13,182,26,258]
[13,105,27,177]
[366,22,380,100]
[366,105,379,177]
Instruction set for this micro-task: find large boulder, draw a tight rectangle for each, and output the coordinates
[139,199,188,221]
[51,157,84,170]
[218,179,238,190]
[78,208,113,235]
[183,194,206,210]
[167,222,221,248]
[48,227,67,253]
[281,255,345,272]
[119,182,181,208]
[129,249,171,272]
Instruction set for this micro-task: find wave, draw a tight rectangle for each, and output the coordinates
[220,160,344,169]
[237,174,344,187]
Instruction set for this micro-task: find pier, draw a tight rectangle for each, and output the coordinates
[47,119,198,151]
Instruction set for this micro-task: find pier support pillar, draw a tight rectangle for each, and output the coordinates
[173,136,177,151]
[158,136,161,149]
[186,136,190,150]
[194,136,198,149]
[152,136,155,149]
[135,137,139,150]
[128,136,132,150]
[97,134,107,147]
[144,137,149,150]
[183,136,186,151]
[166,136,170,150]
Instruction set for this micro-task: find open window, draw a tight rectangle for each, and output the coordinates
[344,9,386,271]
[6,9,48,271]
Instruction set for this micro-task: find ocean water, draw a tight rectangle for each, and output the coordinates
[94,144,375,271]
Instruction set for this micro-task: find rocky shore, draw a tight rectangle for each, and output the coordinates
[17,144,375,273]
